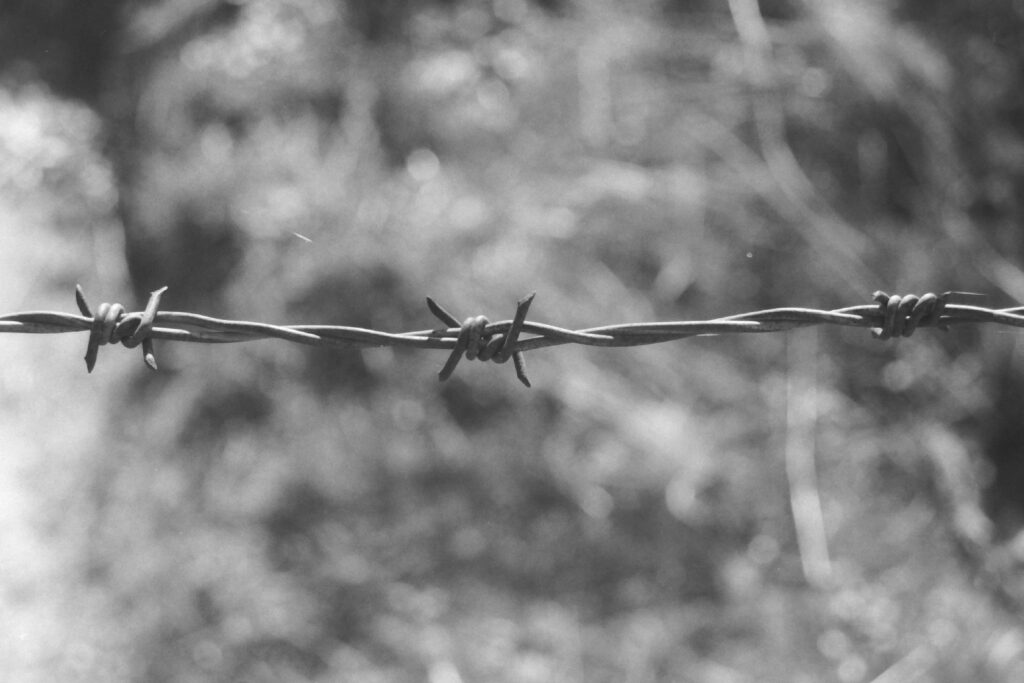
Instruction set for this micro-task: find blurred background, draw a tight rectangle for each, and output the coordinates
[2,0,1024,680]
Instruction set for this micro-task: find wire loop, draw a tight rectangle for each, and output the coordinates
[870,291,971,340]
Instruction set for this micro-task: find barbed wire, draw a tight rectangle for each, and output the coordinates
[1,287,1020,387]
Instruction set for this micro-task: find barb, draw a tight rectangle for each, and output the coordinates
[75,285,168,373]
[427,293,534,386]
[0,288,1018,385]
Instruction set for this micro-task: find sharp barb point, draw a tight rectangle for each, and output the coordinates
[143,338,158,370]
[426,297,460,327]
[75,284,92,317]
[512,351,530,387]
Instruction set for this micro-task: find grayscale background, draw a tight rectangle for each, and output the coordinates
[2,1,1024,681]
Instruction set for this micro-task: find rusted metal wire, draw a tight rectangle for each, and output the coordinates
[0,287,1019,386]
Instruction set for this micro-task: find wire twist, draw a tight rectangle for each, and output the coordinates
[0,287,1020,385]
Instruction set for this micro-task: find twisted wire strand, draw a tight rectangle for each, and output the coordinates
[1,287,1019,385]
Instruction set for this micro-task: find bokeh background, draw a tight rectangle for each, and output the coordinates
[3,0,1024,681]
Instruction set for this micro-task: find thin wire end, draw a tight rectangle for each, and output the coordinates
[143,338,159,371]
[426,297,459,327]
[75,284,91,317]
[513,351,531,387]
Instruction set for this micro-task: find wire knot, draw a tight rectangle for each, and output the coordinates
[870,290,976,340]
[75,285,168,372]
[425,293,536,387]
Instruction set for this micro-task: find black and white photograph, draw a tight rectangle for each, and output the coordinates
[2,1,1024,681]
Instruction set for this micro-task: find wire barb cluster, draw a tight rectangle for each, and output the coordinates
[426,293,535,386]
[2,287,1023,385]
[75,284,168,372]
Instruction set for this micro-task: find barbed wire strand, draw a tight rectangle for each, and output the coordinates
[1,287,1019,386]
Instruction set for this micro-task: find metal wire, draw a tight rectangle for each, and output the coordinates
[1,287,1021,386]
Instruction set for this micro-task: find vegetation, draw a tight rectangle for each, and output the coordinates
[3,0,1024,680]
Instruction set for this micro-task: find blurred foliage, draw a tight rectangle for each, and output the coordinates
[4,0,1024,681]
